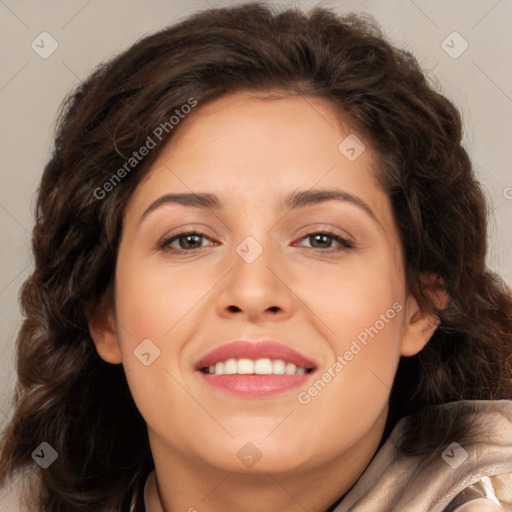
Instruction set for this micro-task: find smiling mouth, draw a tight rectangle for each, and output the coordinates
[194,340,318,397]
[197,357,316,398]
[200,357,315,376]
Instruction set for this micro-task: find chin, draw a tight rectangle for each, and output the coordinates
[199,434,315,474]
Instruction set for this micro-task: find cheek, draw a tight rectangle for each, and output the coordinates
[114,254,210,349]
[295,300,404,454]
[112,255,203,426]
[302,248,405,354]
[294,252,405,423]
[328,276,404,365]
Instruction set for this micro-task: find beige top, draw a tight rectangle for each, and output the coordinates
[143,399,512,512]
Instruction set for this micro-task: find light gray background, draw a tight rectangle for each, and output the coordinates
[1,0,511,427]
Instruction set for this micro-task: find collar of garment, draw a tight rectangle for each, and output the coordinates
[144,399,512,512]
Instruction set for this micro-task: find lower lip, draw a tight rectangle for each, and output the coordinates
[197,372,314,398]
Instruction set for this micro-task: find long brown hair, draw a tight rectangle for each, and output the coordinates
[1,3,511,510]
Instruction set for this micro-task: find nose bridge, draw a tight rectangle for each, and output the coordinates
[232,232,280,294]
[229,202,277,269]
[215,227,294,320]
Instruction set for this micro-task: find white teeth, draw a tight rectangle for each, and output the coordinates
[285,362,297,375]
[272,359,286,374]
[223,358,237,374]
[205,358,310,376]
[237,358,254,374]
[254,358,273,374]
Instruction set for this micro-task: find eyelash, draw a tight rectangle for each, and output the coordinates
[157,229,354,254]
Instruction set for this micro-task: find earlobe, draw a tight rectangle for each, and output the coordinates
[88,303,123,364]
[400,274,450,357]
[400,294,438,357]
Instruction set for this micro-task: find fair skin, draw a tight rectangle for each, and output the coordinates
[89,91,445,511]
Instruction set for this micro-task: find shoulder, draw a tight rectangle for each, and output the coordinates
[451,498,506,511]
[333,400,512,512]
[443,473,512,512]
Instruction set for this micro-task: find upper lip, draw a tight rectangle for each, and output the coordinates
[194,340,319,371]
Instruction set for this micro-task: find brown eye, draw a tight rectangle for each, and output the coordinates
[159,231,212,252]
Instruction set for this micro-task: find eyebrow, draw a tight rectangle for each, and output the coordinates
[139,188,380,225]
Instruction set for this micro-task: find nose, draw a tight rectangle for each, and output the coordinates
[215,238,296,323]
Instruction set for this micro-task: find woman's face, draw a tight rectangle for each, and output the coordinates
[93,90,435,477]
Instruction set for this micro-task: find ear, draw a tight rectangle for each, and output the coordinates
[87,299,123,364]
[400,274,450,357]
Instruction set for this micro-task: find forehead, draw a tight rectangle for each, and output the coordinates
[126,91,393,229]
[160,90,368,170]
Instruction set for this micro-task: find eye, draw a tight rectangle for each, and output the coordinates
[157,229,354,254]
[296,230,354,252]
[158,230,215,252]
